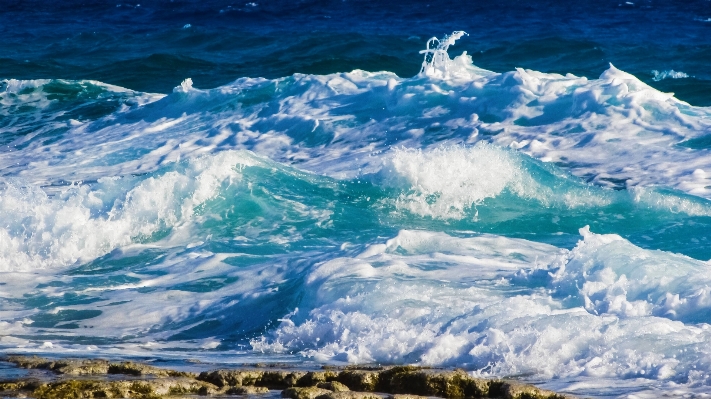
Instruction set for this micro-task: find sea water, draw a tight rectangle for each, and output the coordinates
[3,1,711,397]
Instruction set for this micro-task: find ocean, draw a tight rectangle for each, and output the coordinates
[3,0,711,397]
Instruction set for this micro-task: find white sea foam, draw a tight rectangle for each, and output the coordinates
[4,33,711,398]
[376,144,688,220]
[551,226,711,322]
[3,40,711,201]
[651,70,690,81]
[380,144,528,218]
[0,151,259,271]
[256,229,711,390]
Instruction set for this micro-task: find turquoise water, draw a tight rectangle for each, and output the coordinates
[4,1,711,397]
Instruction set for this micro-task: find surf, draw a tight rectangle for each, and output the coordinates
[3,31,711,397]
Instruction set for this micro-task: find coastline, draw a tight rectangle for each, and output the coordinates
[0,355,573,399]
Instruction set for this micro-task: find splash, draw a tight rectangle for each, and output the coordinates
[419,31,469,79]
[380,144,527,219]
[651,69,690,81]
[254,229,711,384]
[0,151,259,271]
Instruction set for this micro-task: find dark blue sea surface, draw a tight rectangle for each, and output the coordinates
[3,1,711,397]
[3,0,711,102]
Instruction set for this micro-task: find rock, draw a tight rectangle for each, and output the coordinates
[228,385,271,394]
[376,366,491,398]
[281,386,332,399]
[197,369,305,388]
[6,355,56,369]
[0,381,24,392]
[1,357,573,399]
[0,380,43,395]
[297,371,340,386]
[261,370,308,388]
[33,380,110,399]
[31,378,218,399]
[316,392,382,399]
[61,362,111,376]
[497,381,567,399]
[336,370,379,391]
[5,356,194,378]
[161,379,220,396]
[197,369,265,387]
[316,381,350,392]
[0,382,19,391]
[6,356,110,376]
[107,362,195,378]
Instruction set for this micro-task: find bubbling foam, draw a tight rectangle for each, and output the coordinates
[376,144,619,220]
[0,151,260,271]
[549,226,711,322]
[4,44,711,203]
[380,144,527,218]
[255,229,711,385]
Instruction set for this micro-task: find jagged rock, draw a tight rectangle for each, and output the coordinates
[336,370,379,391]
[197,369,305,388]
[0,379,43,395]
[6,356,110,376]
[197,369,265,387]
[61,362,111,376]
[5,356,194,378]
[1,381,26,391]
[1,357,574,399]
[376,366,489,398]
[228,385,271,394]
[0,382,20,391]
[282,386,332,399]
[498,381,566,399]
[316,392,382,399]
[261,370,308,388]
[6,355,57,369]
[33,380,115,399]
[107,362,195,378]
[297,371,339,386]
[31,378,218,399]
[344,366,385,371]
[316,381,350,392]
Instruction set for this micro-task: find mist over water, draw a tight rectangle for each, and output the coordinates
[3,1,711,397]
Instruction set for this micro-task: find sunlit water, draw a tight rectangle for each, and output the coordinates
[3,1,711,398]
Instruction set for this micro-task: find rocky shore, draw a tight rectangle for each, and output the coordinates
[0,356,574,399]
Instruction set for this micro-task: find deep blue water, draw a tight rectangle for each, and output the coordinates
[4,0,711,102]
[3,1,711,397]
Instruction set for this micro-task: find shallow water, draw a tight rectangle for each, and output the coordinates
[3,1,711,397]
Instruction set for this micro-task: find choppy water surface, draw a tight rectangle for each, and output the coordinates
[3,1,711,397]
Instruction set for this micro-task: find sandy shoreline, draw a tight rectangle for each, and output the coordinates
[0,355,574,399]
